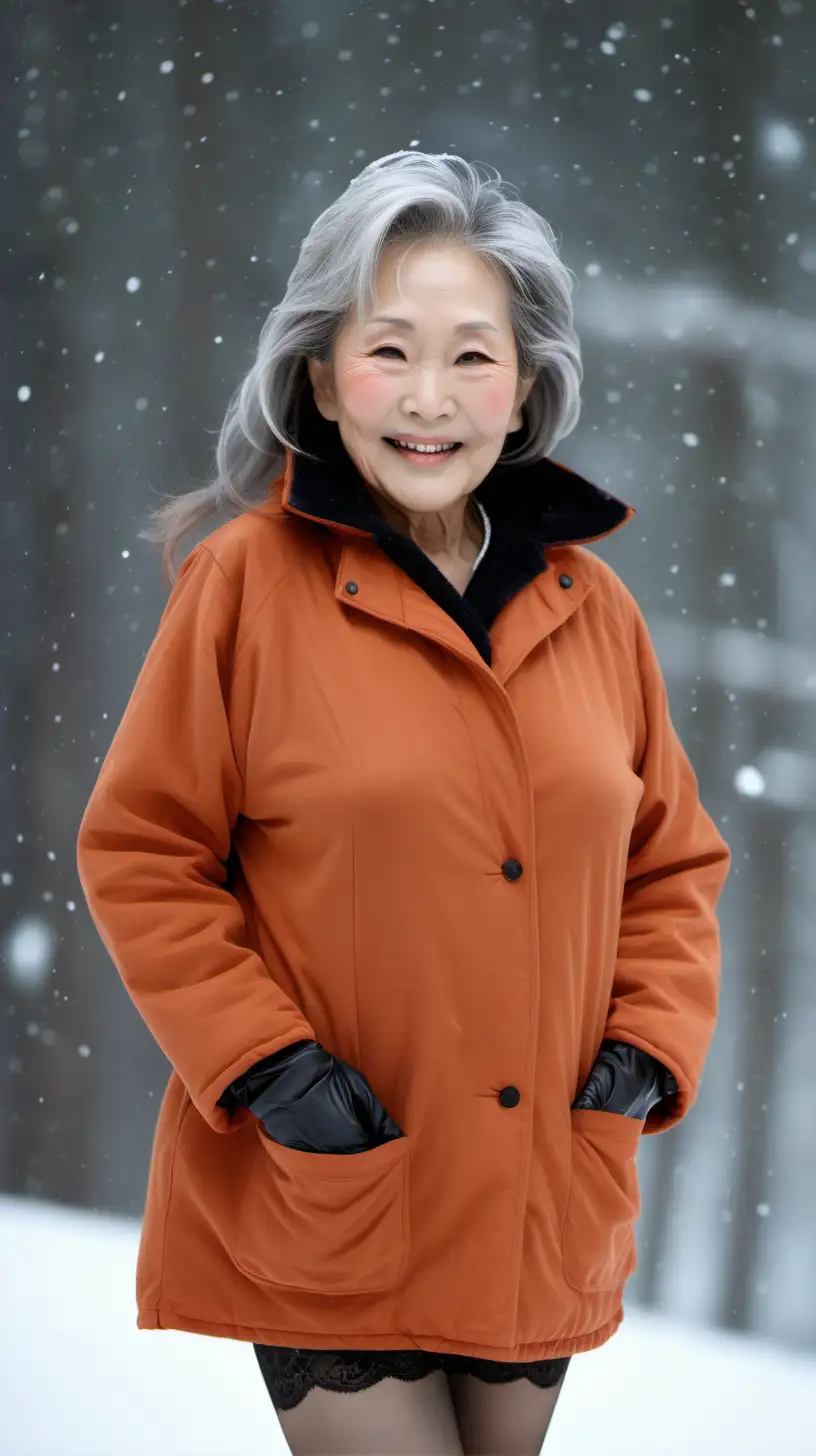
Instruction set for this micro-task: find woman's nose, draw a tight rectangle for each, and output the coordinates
[402,369,457,416]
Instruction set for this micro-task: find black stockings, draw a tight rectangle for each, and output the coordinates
[272,1363,570,1456]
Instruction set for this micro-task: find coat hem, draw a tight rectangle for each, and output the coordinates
[136,1303,623,1360]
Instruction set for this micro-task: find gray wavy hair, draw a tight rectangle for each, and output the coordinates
[140,149,583,583]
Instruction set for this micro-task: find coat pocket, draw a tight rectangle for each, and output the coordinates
[561,1108,644,1294]
[232,1122,411,1295]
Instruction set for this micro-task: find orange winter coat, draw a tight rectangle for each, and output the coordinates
[76,413,731,1362]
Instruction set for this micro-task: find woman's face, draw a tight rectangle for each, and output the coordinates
[307,241,535,525]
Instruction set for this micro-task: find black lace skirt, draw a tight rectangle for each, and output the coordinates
[254,1344,571,1412]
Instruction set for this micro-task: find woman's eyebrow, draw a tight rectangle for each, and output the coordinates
[367,315,499,334]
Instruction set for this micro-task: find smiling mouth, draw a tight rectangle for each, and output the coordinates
[383,438,463,455]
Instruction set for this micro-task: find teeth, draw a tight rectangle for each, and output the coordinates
[392,440,457,453]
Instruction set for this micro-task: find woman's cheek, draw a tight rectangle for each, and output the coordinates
[478,378,517,422]
[341,367,394,422]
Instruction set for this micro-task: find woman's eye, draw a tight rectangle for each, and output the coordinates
[372,347,491,364]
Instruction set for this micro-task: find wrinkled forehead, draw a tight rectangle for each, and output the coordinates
[343,241,514,334]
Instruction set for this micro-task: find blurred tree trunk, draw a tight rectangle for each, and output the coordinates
[624,6,787,1339]
[698,25,787,1344]
[689,5,785,1335]
[1,0,100,1205]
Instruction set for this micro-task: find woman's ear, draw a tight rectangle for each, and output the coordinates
[508,372,536,433]
[306,356,340,422]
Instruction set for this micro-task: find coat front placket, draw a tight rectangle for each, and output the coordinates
[325,532,591,1345]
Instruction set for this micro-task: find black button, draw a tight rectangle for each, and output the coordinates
[498,1086,520,1108]
[502,859,523,881]
[345,581,359,595]
[559,573,573,589]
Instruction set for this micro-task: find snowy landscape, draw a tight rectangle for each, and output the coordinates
[3,1193,814,1456]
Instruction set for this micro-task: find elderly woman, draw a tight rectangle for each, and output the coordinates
[77,151,731,1456]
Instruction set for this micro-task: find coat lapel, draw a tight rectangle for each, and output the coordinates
[274,394,636,679]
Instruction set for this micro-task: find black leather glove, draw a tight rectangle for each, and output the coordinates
[222,1039,404,1155]
[571,1039,679,1118]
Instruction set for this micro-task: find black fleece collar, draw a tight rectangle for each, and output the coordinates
[284,389,636,665]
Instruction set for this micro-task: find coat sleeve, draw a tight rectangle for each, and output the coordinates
[602,593,732,1137]
[76,543,318,1135]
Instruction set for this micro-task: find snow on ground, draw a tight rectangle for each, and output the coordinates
[2,1193,814,1456]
